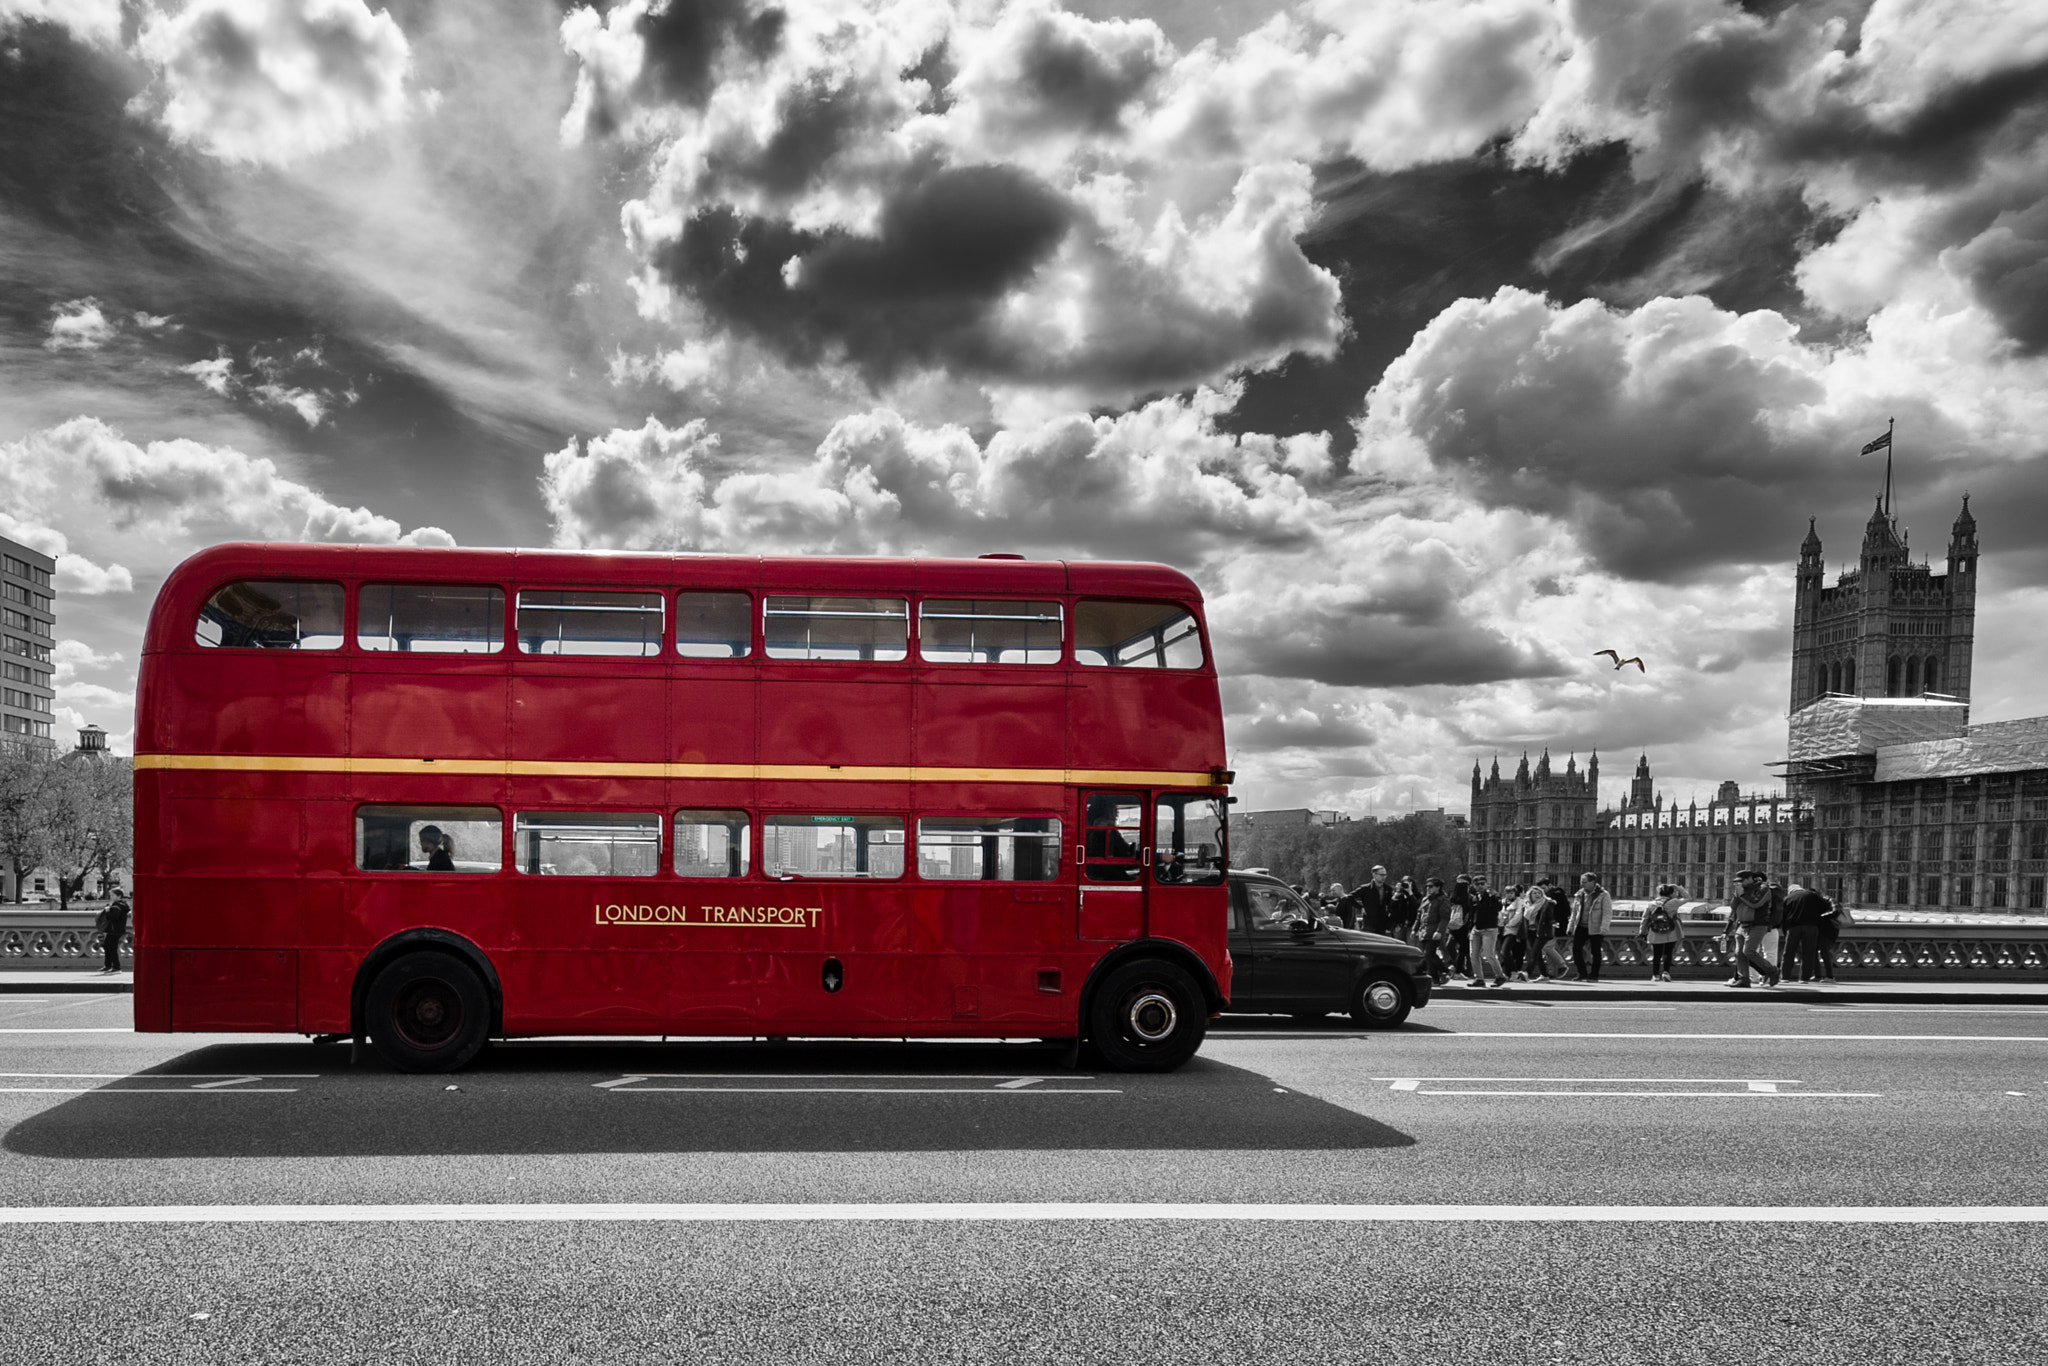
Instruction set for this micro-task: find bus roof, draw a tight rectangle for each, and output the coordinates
[145,543,1204,653]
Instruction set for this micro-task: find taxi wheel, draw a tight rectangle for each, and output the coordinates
[366,950,490,1073]
[1350,972,1413,1029]
[1087,959,1207,1073]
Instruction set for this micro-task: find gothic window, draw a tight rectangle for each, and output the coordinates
[1926,875,1942,905]
[1828,660,1842,693]
[1844,658,1856,692]
[1993,827,2012,860]
[2029,825,2047,861]
[1922,828,1943,861]
[1924,657,1939,692]
[1812,663,1825,697]
[1905,656,1920,694]
[1957,829,1976,860]
[1886,657,1901,696]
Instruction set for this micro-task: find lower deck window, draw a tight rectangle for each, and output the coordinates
[515,811,660,876]
[356,806,503,873]
[764,815,904,878]
[675,810,750,877]
[917,817,1062,881]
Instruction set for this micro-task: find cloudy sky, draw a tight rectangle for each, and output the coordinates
[5,0,2047,814]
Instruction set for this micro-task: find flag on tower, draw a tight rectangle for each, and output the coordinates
[1860,429,1891,454]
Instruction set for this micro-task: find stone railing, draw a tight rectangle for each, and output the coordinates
[0,910,132,965]
[1595,901,2048,980]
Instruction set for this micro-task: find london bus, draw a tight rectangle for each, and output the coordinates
[132,544,1232,1072]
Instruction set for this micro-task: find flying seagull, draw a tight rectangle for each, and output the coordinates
[1595,650,1646,672]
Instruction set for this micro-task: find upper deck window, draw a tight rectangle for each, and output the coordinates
[195,580,344,650]
[675,591,752,658]
[517,590,664,658]
[763,596,908,662]
[358,584,505,654]
[1074,600,1204,670]
[918,600,1062,665]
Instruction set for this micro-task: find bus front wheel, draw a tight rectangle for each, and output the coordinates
[1087,959,1206,1073]
[365,951,490,1073]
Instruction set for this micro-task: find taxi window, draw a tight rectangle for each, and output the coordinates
[1245,883,1308,932]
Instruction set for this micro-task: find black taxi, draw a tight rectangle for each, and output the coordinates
[1223,871,1432,1027]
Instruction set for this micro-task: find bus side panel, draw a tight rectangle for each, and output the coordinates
[500,878,754,1029]
[153,653,348,757]
[1144,885,1231,991]
[913,677,1068,771]
[1067,671,1223,774]
[133,948,171,1032]
[171,948,298,1031]
[352,667,508,760]
[670,669,758,764]
[759,675,913,768]
[514,672,666,763]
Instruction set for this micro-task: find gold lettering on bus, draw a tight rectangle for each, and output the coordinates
[593,902,822,929]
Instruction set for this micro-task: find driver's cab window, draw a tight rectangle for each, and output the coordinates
[1246,883,1309,932]
[1152,793,1225,885]
[1082,793,1143,883]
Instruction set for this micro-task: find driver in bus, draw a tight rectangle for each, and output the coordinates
[418,825,456,872]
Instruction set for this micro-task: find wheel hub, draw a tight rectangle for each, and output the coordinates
[1125,990,1178,1043]
[396,979,461,1049]
[1365,981,1401,1013]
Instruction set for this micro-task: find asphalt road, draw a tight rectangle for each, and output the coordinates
[4,993,2046,1363]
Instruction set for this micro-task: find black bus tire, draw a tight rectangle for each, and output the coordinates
[365,950,491,1073]
[1087,959,1207,1073]
[1350,972,1413,1029]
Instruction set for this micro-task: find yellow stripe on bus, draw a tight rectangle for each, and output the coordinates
[131,754,1217,788]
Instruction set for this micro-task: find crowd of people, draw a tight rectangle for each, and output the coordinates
[1305,866,1850,987]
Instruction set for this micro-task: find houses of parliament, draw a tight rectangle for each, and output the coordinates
[1469,496,2048,912]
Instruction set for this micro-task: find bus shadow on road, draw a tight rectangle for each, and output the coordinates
[4,1039,1414,1159]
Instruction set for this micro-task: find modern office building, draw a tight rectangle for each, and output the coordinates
[0,537,56,751]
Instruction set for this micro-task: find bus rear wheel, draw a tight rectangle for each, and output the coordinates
[366,951,490,1073]
[1087,959,1206,1073]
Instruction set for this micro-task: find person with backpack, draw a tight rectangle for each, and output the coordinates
[95,885,132,974]
[1636,883,1686,982]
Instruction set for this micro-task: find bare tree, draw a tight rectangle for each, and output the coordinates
[0,748,54,903]
[29,761,100,910]
[81,758,133,896]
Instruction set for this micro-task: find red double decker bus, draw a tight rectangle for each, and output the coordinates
[132,545,1232,1072]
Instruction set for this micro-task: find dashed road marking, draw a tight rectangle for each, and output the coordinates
[1375,1075,1878,1098]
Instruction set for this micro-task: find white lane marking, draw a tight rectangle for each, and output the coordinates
[1,1203,2043,1225]
[1425,1004,1679,1012]
[1376,1075,1875,1098]
[0,1028,132,1034]
[994,1077,1047,1089]
[0,1071,311,1095]
[1439,1032,2048,1042]
[1370,1076,1806,1084]
[601,1086,1120,1094]
[0,999,51,1004]
[1808,1008,2048,1015]
[613,1074,1100,1080]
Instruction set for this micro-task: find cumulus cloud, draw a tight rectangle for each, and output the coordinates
[1356,285,2048,580]
[568,0,1601,400]
[135,0,422,165]
[0,513,132,599]
[43,298,115,351]
[0,417,453,546]
[53,639,125,684]
[0,0,121,45]
[175,346,352,427]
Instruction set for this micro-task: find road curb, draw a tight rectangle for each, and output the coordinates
[1426,983,2048,1005]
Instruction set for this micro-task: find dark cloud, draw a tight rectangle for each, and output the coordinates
[1228,620,1567,689]
[1010,11,1162,133]
[1229,710,1377,753]
[1222,144,1837,459]
[655,162,1073,381]
[638,0,783,109]
[902,42,956,116]
[713,74,873,195]
[1766,56,2048,192]
[1952,197,2048,355]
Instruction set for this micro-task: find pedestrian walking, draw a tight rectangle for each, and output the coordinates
[95,885,131,974]
[1498,883,1529,980]
[1636,883,1686,982]
[1723,869,1782,988]
[1815,892,1851,982]
[1390,876,1420,942]
[1782,882,1833,983]
[1448,874,1473,978]
[1467,875,1506,987]
[1569,872,1611,982]
[1413,878,1452,984]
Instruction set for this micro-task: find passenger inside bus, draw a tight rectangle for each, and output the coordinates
[419,826,456,872]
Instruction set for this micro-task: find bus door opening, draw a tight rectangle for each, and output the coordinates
[1147,791,1228,951]
[1078,791,1145,940]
